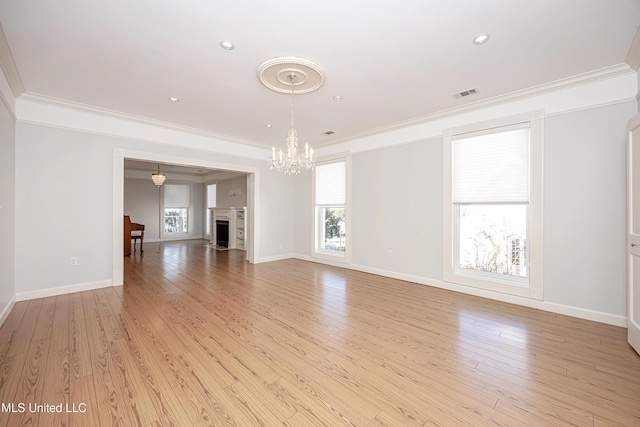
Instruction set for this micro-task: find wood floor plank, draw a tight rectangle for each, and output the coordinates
[108,335,161,426]
[274,377,377,427]
[69,374,100,427]
[83,290,143,425]
[298,379,379,427]
[49,295,70,354]
[3,338,51,427]
[253,333,384,421]
[0,301,27,333]
[0,240,639,426]
[111,294,215,426]
[6,299,42,358]
[0,332,14,368]
[31,299,56,343]
[39,348,70,427]
[91,348,138,426]
[0,353,27,427]
[69,292,92,380]
[224,381,289,426]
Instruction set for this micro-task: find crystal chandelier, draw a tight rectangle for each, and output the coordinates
[269,73,314,175]
[151,163,166,186]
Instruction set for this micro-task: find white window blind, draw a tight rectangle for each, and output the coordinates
[164,184,190,207]
[207,184,217,208]
[316,161,345,205]
[453,127,530,203]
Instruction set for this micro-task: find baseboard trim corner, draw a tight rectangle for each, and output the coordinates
[0,295,16,328]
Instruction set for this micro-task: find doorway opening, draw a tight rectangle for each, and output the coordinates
[113,149,260,286]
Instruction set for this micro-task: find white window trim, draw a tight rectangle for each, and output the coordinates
[311,153,351,264]
[161,181,193,238]
[443,111,544,300]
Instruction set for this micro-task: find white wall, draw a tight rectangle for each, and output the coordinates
[15,123,115,296]
[294,96,637,325]
[351,138,443,278]
[544,101,633,316]
[260,170,295,258]
[14,122,294,297]
[216,175,248,208]
[293,168,312,255]
[191,182,204,238]
[0,94,15,322]
[124,177,161,240]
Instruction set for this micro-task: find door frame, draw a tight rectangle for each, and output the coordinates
[113,148,260,286]
[627,113,640,355]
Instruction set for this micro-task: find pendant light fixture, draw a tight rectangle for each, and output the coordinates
[269,73,314,174]
[151,164,166,186]
[257,57,326,175]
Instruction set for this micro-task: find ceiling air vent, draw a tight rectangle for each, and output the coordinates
[451,88,478,99]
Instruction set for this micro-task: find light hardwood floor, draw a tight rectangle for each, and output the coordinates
[1,239,639,426]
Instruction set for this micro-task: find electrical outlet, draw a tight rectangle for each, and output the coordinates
[69,257,78,266]
[279,243,284,250]
[387,250,392,257]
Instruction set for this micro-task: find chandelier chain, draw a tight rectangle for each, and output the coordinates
[289,74,296,130]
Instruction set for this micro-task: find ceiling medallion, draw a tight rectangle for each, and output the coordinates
[257,57,326,94]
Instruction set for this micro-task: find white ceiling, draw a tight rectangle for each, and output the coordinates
[1,0,639,150]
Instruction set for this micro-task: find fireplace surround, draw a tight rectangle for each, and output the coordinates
[208,207,247,254]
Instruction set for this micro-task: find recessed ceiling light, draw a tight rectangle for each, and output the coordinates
[220,40,235,50]
[333,95,343,101]
[168,97,179,102]
[473,34,490,45]
[265,124,272,128]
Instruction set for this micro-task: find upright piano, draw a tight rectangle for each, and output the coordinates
[124,215,145,256]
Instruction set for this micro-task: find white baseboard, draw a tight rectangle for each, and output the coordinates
[292,254,627,327]
[143,236,208,243]
[16,279,114,301]
[0,295,16,328]
[12,255,626,327]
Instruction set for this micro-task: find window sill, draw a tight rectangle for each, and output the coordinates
[444,272,532,298]
[312,250,347,264]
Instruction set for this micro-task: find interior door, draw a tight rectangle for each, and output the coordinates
[627,113,640,355]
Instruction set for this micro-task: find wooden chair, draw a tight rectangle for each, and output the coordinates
[124,215,145,256]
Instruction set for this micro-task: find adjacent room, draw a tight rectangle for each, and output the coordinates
[1,1,640,425]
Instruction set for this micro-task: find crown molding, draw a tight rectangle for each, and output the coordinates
[626,25,640,70]
[315,63,635,148]
[17,92,271,161]
[15,62,635,155]
[0,22,24,98]
[17,91,268,150]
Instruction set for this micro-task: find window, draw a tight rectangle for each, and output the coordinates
[444,112,543,299]
[206,183,217,234]
[314,158,348,260]
[163,183,190,234]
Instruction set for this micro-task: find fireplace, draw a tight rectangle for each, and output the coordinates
[215,220,229,248]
